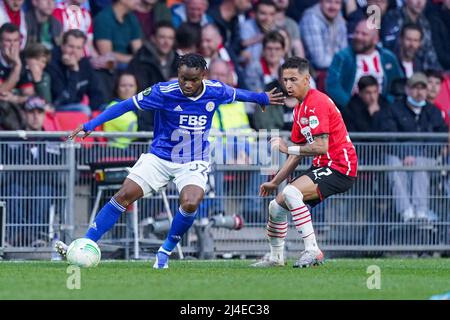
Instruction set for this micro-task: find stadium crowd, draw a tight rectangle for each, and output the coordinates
[0,0,449,246]
[0,0,448,132]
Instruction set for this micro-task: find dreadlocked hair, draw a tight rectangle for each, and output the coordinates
[177,53,207,71]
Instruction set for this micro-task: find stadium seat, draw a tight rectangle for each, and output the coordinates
[435,74,450,121]
[43,112,62,132]
[54,111,94,145]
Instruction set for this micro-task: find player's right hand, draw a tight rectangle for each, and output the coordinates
[259,181,279,197]
[67,124,91,141]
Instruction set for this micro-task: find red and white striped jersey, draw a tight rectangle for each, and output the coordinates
[291,89,358,177]
[53,3,93,39]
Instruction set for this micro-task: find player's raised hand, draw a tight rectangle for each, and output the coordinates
[259,181,279,197]
[67,124,91,141]
[265,87,285,106]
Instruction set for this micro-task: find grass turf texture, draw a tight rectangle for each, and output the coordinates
[0,259,449,300]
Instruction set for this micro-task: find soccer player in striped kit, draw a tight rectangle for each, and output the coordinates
[252,57,358,268]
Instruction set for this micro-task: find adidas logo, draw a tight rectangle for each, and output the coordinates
[174,105,183,111]
[91,222,97,230]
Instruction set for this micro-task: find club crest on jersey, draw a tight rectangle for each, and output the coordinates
[300,117,309,125]
[309,116,319,129]
[142,86,152,96]
[205,101,215,112]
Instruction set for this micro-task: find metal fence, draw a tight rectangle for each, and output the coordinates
[0,131,449,259]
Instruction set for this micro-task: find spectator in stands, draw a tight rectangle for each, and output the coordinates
[0,23,35,130]
[207,58,263,222]
[342,75,389,132]
[174,21,200,55]
[134,0,172,41]
[381,0,441,72]
[171,0,212,28]
[395,23,427,78]
[376,72,448,222]
[103,71,138,149]
[46,29,105,116]
[53,0,96,57]
[128,22,177,90]
[326,19,404,109]
[240,0,277,65]
[0,0,27,49]
[200,23,239,86]
[94,0,143,68]
[207,0,251,58]
[273,0,305,58]
[299,0,348,88]
[23,43,52,104]
[427,0,450,71]
[128,21,178,131]
[4,96,62,247]
[347,0,389,41]
[26,0,62,50]
[245,30,285,130]
[425,69,448,125]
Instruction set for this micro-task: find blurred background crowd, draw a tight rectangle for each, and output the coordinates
[0,0,447,136]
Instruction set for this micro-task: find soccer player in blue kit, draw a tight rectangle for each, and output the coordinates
[56,53,285,268]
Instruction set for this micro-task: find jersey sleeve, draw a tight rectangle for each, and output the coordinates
[132,84,164,111]
[308,96,331,136]
[221,83,237,104]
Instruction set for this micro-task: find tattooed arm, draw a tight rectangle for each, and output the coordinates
[271,134,329,156]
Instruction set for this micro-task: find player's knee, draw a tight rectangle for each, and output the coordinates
[269,199,288,222]
[282,184,303,206]
[180,195,201,213]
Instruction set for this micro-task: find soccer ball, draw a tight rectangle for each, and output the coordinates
[66,238,101,268]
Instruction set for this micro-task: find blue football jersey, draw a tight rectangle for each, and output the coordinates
[132,79,237,163]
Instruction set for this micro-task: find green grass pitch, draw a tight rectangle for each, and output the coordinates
[0,259,449,300]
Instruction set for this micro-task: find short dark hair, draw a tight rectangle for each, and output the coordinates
[175,22,201,50]
[263,30,285,49]
[256,0,277,11]
[357,75,379,92]
[424,69,444,82]
[154,21,176,36]
[62,29,87,45]
[400,23,423,40]
[0,23,20,39]
[281,56,309,74]
[178,53,207,70]
[24,43,51,60]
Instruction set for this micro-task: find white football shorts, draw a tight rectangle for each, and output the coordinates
[127,153,210,196]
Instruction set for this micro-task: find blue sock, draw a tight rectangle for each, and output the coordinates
[160,207,197,254]
[85,198,126,242]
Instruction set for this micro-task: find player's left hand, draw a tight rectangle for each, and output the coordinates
[270,137,288,154]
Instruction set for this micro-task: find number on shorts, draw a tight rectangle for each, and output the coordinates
[312,167,332,180]
[190,163,209,179]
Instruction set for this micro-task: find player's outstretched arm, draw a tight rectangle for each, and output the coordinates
[234,87,285,109]
[67,98,138,140]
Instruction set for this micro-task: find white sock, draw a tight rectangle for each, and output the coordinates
[266,200,288,261]
[282,185,319,252]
